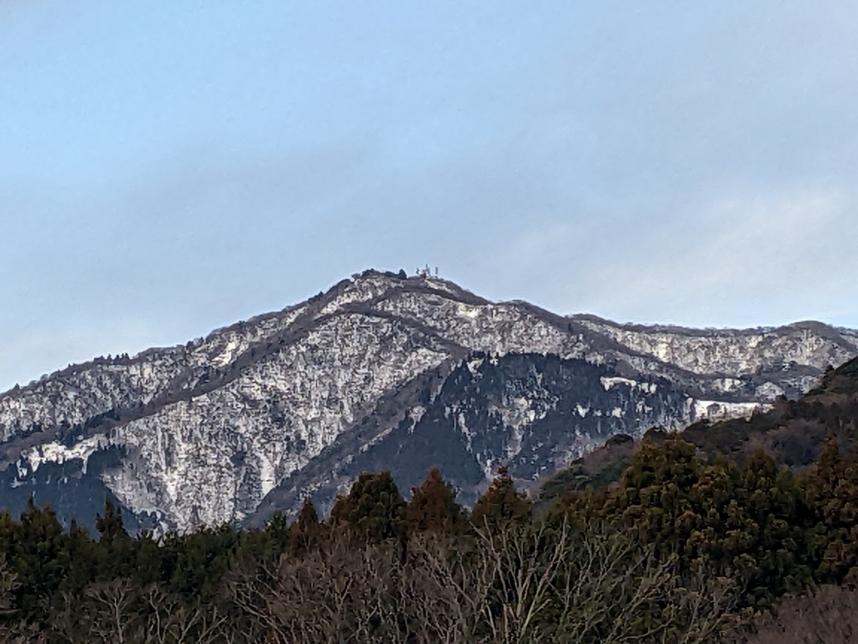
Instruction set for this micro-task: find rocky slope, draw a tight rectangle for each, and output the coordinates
[1,269,856,532]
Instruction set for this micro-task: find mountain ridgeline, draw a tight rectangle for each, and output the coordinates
[1,269,856,533]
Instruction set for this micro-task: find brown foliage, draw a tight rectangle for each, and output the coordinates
[471,466,532,530]
[406,466,466,535]
[746,585,858,644]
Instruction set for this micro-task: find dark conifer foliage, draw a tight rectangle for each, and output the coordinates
[329,471,406,544]
[803,436,858,584]
[95,497,128,543]
[286,499,322,558]
[405,466,465,535]
[470,466,532,529]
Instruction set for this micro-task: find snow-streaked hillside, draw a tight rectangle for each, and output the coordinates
[2,269,856,532]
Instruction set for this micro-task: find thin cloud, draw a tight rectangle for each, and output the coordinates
[557,189,857,327]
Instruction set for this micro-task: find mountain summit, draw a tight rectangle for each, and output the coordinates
[2,269,856,532]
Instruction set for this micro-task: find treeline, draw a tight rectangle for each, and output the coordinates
[1,438,858,642]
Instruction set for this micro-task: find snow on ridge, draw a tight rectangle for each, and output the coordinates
[689,399,764,422]
[579,318,856,376]
[601,376,638,390]
[211,339,241,368]
[18,435,110,477]
[601,376,658,394]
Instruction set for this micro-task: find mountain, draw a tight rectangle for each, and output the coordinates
[1,269,856,533]
[538,355,858,508]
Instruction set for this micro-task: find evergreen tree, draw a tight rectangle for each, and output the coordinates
[13,499,66,621]
[0,554,17,617]
[129,530,164,587]
[405,467,465,535]
[167,525,239,601]
[95,497,128,544]
[731,450,814,603]
[329,471,406,543]
[804,436,858,584]
[265,511,291,556]
[470,466,531,529]
[60,519,96,595]
[286,500,321,558]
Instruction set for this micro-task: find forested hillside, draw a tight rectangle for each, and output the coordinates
[1,358,858,641]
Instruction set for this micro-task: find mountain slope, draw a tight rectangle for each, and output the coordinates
[2,269,856,532]
[538,355,858,508]
[248,351,692,525]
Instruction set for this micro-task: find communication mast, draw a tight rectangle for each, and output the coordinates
[416,264,440,278]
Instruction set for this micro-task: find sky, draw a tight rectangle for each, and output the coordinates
[2,2,858,391]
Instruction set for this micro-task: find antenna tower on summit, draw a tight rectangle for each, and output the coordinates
[416,263,437,278]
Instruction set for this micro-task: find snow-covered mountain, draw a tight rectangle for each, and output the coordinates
[1,269,856,533]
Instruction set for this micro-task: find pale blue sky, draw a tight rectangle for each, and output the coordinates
[2,2,858,390]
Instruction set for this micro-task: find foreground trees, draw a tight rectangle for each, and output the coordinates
[2,439,858,641]
[230,520,735,644]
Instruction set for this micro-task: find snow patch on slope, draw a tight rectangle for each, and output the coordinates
[689,399,764,422]
[18,435,109,477]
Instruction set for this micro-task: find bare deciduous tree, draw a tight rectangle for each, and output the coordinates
[745,585,858,644]
[226,521,737,644]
